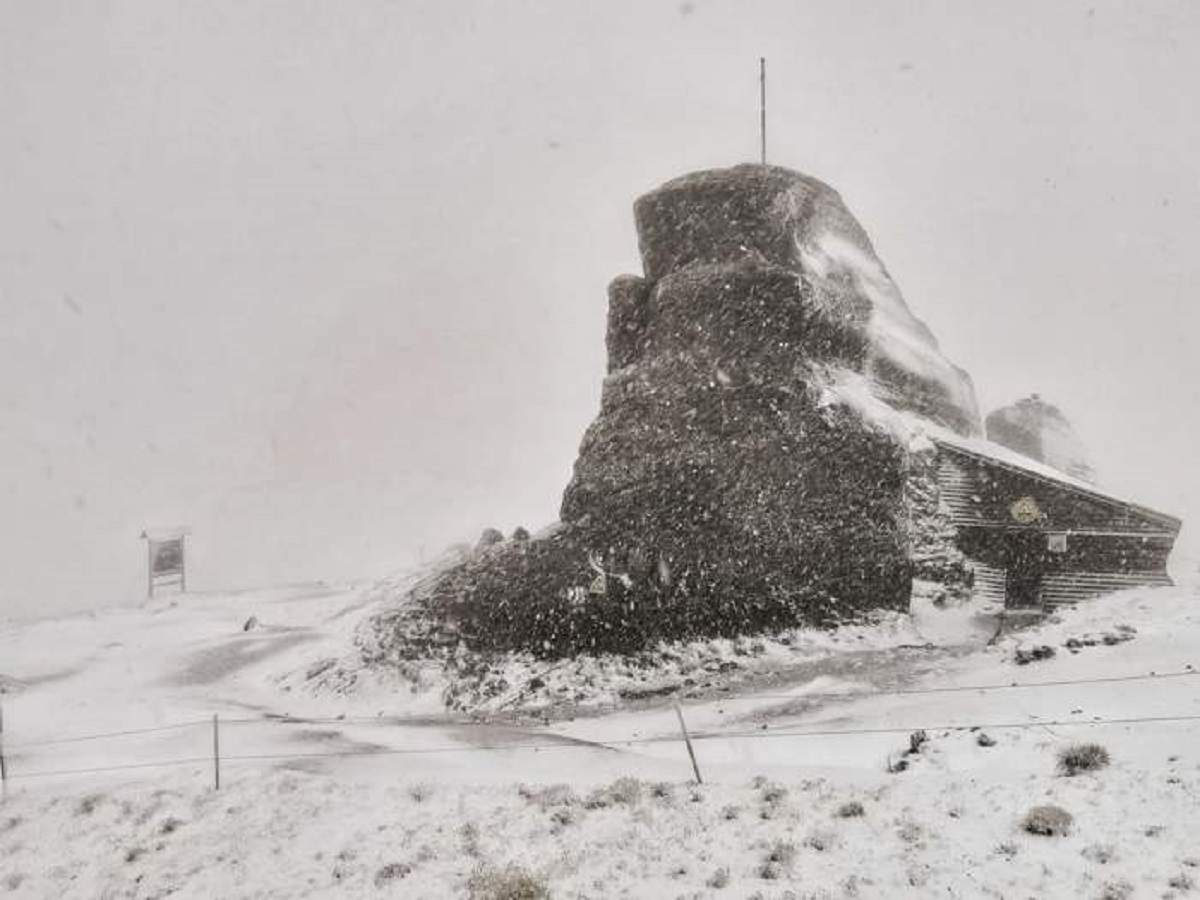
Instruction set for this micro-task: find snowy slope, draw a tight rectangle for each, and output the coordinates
[1,574,1199,897]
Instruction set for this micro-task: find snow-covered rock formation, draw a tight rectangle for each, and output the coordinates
[985,395,1096,484]
[421,164,979,657]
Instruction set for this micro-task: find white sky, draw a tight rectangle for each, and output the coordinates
[3,0,1199,620]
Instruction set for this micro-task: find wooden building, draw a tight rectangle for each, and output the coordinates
[932,434,1180,611]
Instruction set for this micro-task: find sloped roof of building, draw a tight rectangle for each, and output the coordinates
[931,430,1181,532]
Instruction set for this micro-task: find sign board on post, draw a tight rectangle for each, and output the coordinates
[141,528,189,598]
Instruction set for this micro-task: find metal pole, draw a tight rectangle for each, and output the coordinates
[212,714,220,790]
[0,698,8,797]
[759,56,767,166]
[674,701,703,784]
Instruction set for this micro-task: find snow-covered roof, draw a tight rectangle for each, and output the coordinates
[818,366,1180,529]
[930,430,1181,530]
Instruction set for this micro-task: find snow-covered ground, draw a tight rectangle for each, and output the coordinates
[1,574,1199,897]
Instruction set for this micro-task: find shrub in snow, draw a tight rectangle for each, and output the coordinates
[466,864,550,900]
[759,782,788,804]
[1023,805,1073,836]
[549,807,576,828]
[650,782,675,802]
[1097,881,1133,900]
[511,526,531,542]
[721,804,741,820]
[459,822,481,857]
[976,732,997,747]
[408,783,434,803]
[759,840,797,879]
[908,730,928,754]
[584,777,642,809]
[373,863,412,887]
[706,867,730,889]
[805,829,837,852]
[77,794,104,816]
[1058,742,1110,776]
[1081,844,1116,865]
[158,816,184,835]
[836,800,865,818]
[517,784,578,810]
[1169,872,1195,891]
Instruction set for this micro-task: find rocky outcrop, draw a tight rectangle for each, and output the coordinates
[985,395,1096,484]
[423,164,979,658]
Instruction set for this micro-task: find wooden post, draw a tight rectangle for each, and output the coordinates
[0,698,8,797]
[180,536,187,594]
[759,57,767,166]
[212,714,220,790]
[674,701,703,784]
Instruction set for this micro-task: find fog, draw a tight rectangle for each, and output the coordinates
[3,0,1198,621]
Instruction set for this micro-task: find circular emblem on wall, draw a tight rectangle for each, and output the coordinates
[1009,496,1042,524]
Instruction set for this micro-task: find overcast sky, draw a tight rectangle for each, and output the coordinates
[3,0,1199,620]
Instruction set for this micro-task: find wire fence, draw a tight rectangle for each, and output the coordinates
[1,666,1198,788]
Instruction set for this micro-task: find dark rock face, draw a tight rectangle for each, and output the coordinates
[985,395,1095,484]
[633,166,980,437]
[425,164,978,658]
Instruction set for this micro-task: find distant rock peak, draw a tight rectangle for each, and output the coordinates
[985,395,1096,484]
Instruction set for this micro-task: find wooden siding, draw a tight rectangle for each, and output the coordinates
[934,442,1180,610]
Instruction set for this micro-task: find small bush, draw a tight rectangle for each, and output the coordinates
[758,841,795,880]
[759,783,788,804]
[584,777,642,809]
[1098,881,1133,900]
[976,732,997,748]
[518,783,577,810]
[408,783,434,803]
[1081,843,1116,865]
[158,817,184,835]
[549,807,575,828]
[907,730,928,755]
[805,829,836,852]
[77,794,105,816]
[835,800,865,818]
[1058,743,1110,776]
[765,840,796,865]
[460,822,481,857]
[1168,872,1194,891]
[374,863,412,887]
[650,782,675,802]
[720,804,741,820]
[466,864,550,900]
[1023,805,1073,836]
[707,867,730,889]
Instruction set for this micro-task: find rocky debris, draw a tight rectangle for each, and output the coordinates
[305,658,337,680]
[1064,627,1136,652]
[410,164,981,658]
[985,395,1095,483]
[1014,645,1056,665]
[476,528,504,550]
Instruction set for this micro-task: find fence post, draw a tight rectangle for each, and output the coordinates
[0,697,8,798]
[212,714,220,791]
[673,701,703,784]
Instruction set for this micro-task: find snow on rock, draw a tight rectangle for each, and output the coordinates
[405,165,993,659]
